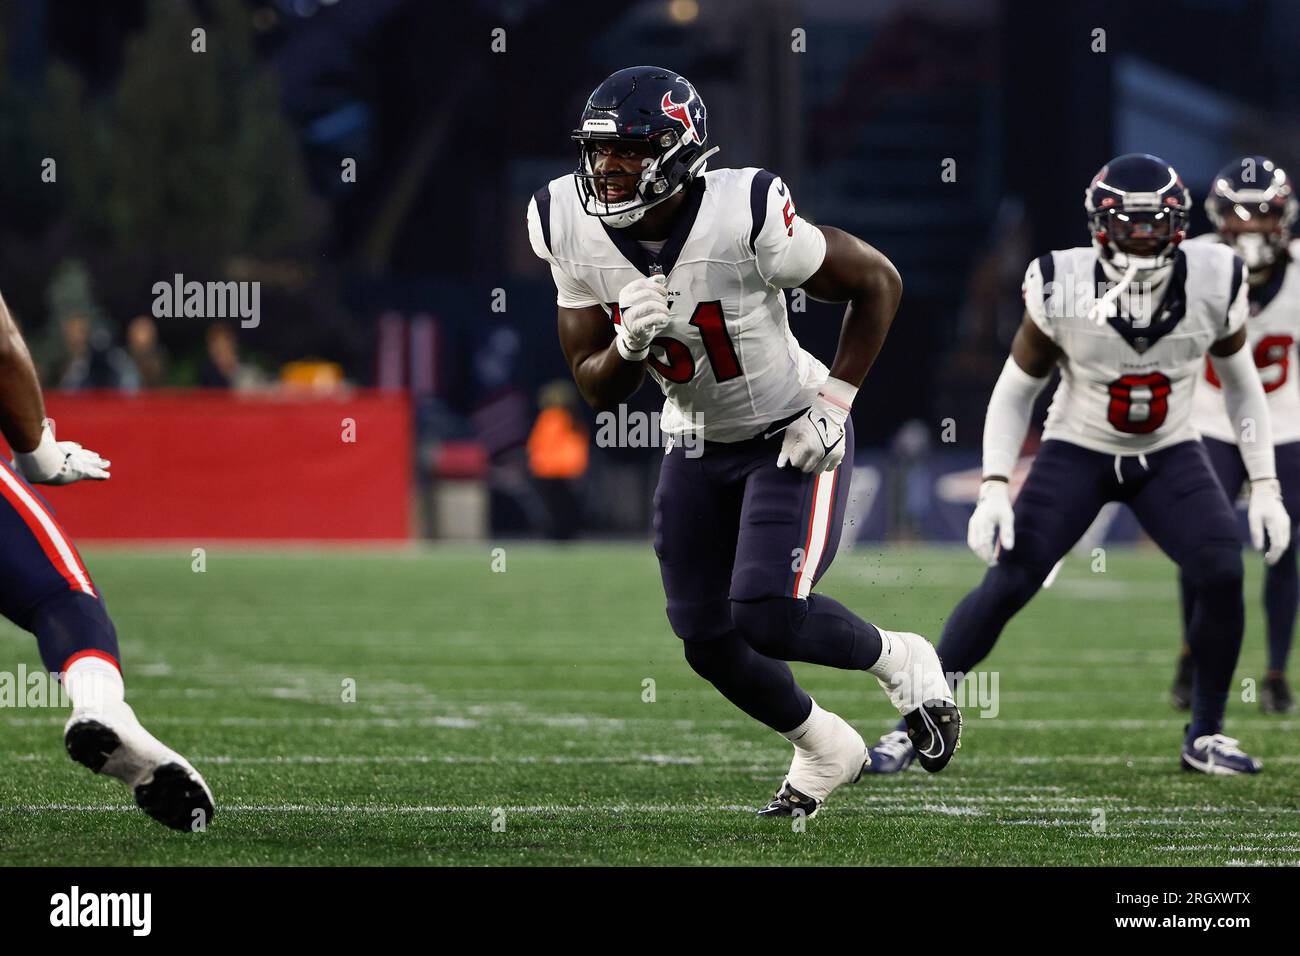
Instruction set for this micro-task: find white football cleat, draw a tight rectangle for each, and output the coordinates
[64,699,214,832]
[874,630,962,772]
[758,711,868,818]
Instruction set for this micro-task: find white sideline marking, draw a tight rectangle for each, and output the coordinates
[7,715,1300,732]
[5,803,1300,823]
[6,751,1300,768]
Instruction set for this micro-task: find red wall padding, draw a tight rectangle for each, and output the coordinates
[24,391,412,541]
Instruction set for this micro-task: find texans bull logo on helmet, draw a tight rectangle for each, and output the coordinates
[660,80,703,146]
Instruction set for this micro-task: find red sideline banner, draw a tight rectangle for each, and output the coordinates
[18,391,412,541]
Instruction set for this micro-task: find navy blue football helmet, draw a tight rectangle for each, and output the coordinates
[571,66,718,228]
[1085,153,1190,271]
[1206,155,1298,272]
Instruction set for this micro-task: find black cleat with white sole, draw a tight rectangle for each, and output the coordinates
[757,780,820,818]
[757,756,869,819]
[903,699,962,772]
[65,718,215,832]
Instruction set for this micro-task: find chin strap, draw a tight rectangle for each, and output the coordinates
[685,146,720,178]
[1087,260,1140,325]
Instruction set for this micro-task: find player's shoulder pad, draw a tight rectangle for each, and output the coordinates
[1022,247,1087,327]
[1180,238,1237,270]
[742,167,800,252]
[526,174,574,264]
[1181,238,1245,303]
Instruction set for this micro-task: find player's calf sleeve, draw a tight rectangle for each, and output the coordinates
[682,634,812,732]
[730,595,883,671]
[1182,546,1244,739]
[27,590,121,676]
[1263,543,1298,672]
[936,561,1042,678]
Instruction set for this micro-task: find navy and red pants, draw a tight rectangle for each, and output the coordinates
[0,459,117,674]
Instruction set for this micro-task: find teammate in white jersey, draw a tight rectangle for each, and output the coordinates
[527,66,960,816]
[1172,156,1300,714]
[865,153,1290,776]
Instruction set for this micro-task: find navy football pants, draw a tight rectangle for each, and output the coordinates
[654,416,882,732]
[939,439,1243,741]
[1178,436,1300,673]
[0,459,119,674]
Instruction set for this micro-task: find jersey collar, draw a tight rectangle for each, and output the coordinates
[600,177,707,277]
[1095,248,1189,355]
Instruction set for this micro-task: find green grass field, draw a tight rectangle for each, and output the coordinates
[0,542,1296,866]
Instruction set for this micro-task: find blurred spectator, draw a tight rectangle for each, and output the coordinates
[526,381,589,540]
[48,313,140,392]
[199,322,267,391]
[125,314,169,388]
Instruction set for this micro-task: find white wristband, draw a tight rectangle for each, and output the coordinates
[615,336,650,363]
[13,420,63,482]
[818,376,858,411]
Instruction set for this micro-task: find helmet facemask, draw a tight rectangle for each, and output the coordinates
[1209,197,1295,278]
[1090,204,1188,277]
[573,129,718,228]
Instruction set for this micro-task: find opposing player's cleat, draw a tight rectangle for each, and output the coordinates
[1260,674,1295,714]
[874,631,961,772]
[64,700,214,832]
[1170,654,1193,711]
[1180,732,1263,776]
[864,729,916,774]
[757,710,867,818]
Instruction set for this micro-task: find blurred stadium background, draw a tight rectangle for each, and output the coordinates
[1,0,1299,545]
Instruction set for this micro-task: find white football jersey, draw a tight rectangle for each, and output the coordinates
[527,167,829,441]
[1188,235,1300,446]
[1022,241,1249,455]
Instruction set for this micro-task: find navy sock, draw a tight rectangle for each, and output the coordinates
[730,594,883,671]
[1263,545,1298,673]
[684,632,811,732]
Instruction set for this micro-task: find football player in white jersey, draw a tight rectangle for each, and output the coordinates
[865,153,1290,776]
[527,66,960,817]
[1171,156,1300,714]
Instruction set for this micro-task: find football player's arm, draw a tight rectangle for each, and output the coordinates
[761,213,902,471]
[1210,324,1290,564]
[983,314,1059,482]
[0,289,48,454]
[0,289,109,484]
[557,304,646,411]
[966,314,1059,565]
[800,226,903,387]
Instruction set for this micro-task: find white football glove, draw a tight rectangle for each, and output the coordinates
[1248,478,1291,566]
[967,478,1015,566]
[615,274,671,362]
[776,378,856,473]
[13,419,110,486]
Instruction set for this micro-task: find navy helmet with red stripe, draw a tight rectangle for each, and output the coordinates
[1085,153,1191,272]
[571,66,718,228]
[1206,155,1298,272]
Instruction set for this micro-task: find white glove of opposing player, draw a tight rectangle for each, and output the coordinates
[13,419,111,485]
[1248,478,1291,566]
[967,478,1015,565]
[777,377,856,473]
[615,274,671,362]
